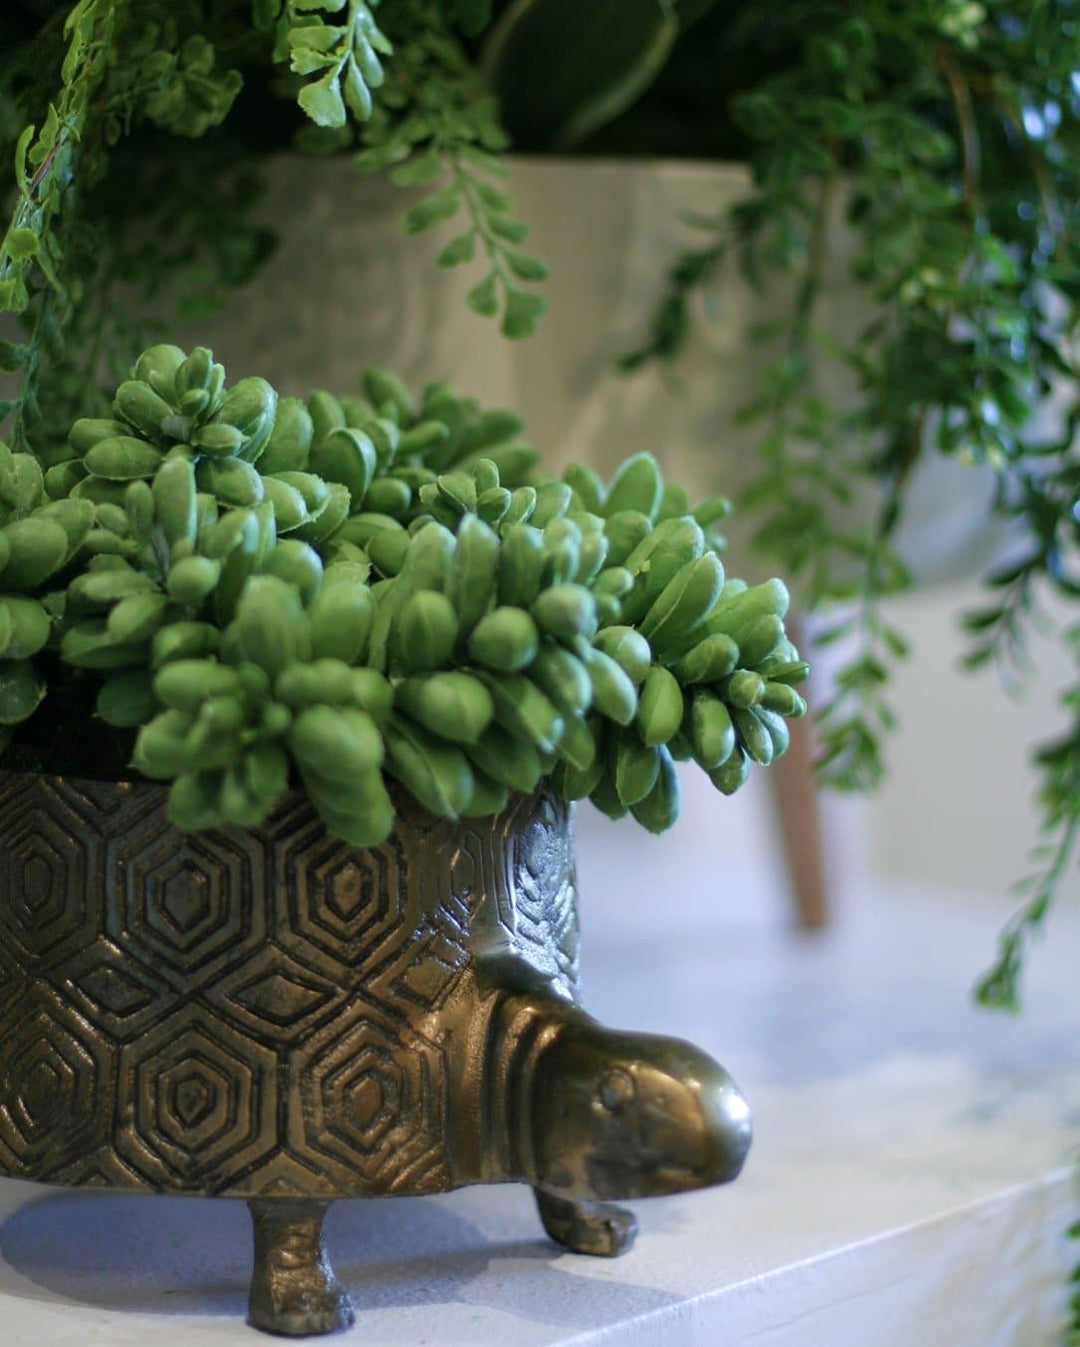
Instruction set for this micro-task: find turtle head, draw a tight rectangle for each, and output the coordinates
[528,1021,751,1201]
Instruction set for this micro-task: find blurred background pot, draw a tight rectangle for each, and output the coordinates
[198,152,1017,595]
[505,156,1017,591]
[188,155,516,407]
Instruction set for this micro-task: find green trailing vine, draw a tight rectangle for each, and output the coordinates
[0,1,118,319]
[354,0,547,338]
[0,0,122,452]
[0,2,263,458]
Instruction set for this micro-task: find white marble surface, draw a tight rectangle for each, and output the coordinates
[2,821,1077,1346]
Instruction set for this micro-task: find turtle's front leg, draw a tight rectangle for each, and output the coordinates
[247,1198,355,1337]
[534,1187,638,1257]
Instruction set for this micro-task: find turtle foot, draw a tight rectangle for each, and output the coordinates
[247,1198,355,1337]
[534,1188,638,1258]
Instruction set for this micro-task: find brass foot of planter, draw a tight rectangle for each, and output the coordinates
[534,1188,638,1257]
[247,1200,355,1338]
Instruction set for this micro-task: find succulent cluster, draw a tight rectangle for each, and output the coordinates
[2,344,807,843]
[0,444,93,739]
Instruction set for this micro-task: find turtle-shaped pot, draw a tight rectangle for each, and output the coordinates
[0,771,751,1336]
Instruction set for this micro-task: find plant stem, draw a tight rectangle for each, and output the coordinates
[976,808,1080,1011]
[937,47,981,210]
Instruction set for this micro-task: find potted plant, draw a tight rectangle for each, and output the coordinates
[0,6,810,1333]
[0,345,803,1332]
[9,0,1077,1324]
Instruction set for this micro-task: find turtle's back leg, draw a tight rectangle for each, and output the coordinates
[247,1198,355,1336]
[534,1188,638,1257]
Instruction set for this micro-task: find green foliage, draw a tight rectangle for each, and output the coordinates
[0,0,1076,1304]
[142,34,245,137]
[0,1,548,454]
[0,2,277,461]
[354,0,546,337]
[3,4,1077,974]
[0,439,90,744]
[3,344,806,844]
[266,0,393,127]
[0,0,547,478]
[0,1,117,319]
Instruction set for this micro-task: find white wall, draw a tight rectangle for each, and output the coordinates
[866,582,1079,902]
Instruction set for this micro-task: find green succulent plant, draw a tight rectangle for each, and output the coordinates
[2,342,807,844]
[0,441,91,734]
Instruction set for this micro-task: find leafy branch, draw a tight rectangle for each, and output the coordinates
[262,0,393,127]
[618,237,726,371]
[969,466,1080,1011]
[0,0,122,457]
[0,0,117,317]
[975,813,1080,1013]
[1,4,266,456]
[353,1,547,338]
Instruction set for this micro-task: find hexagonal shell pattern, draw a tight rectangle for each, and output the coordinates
[0,772,580,1198]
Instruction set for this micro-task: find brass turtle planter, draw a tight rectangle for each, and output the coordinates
[0,770,751,1336]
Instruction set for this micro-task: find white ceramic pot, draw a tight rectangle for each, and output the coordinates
[188,156,516,409]
[505,157,1017,591]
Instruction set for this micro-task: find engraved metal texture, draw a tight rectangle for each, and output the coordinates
[0,772,580,1201]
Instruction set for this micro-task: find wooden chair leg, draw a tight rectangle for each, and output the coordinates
[767,619,829,930]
